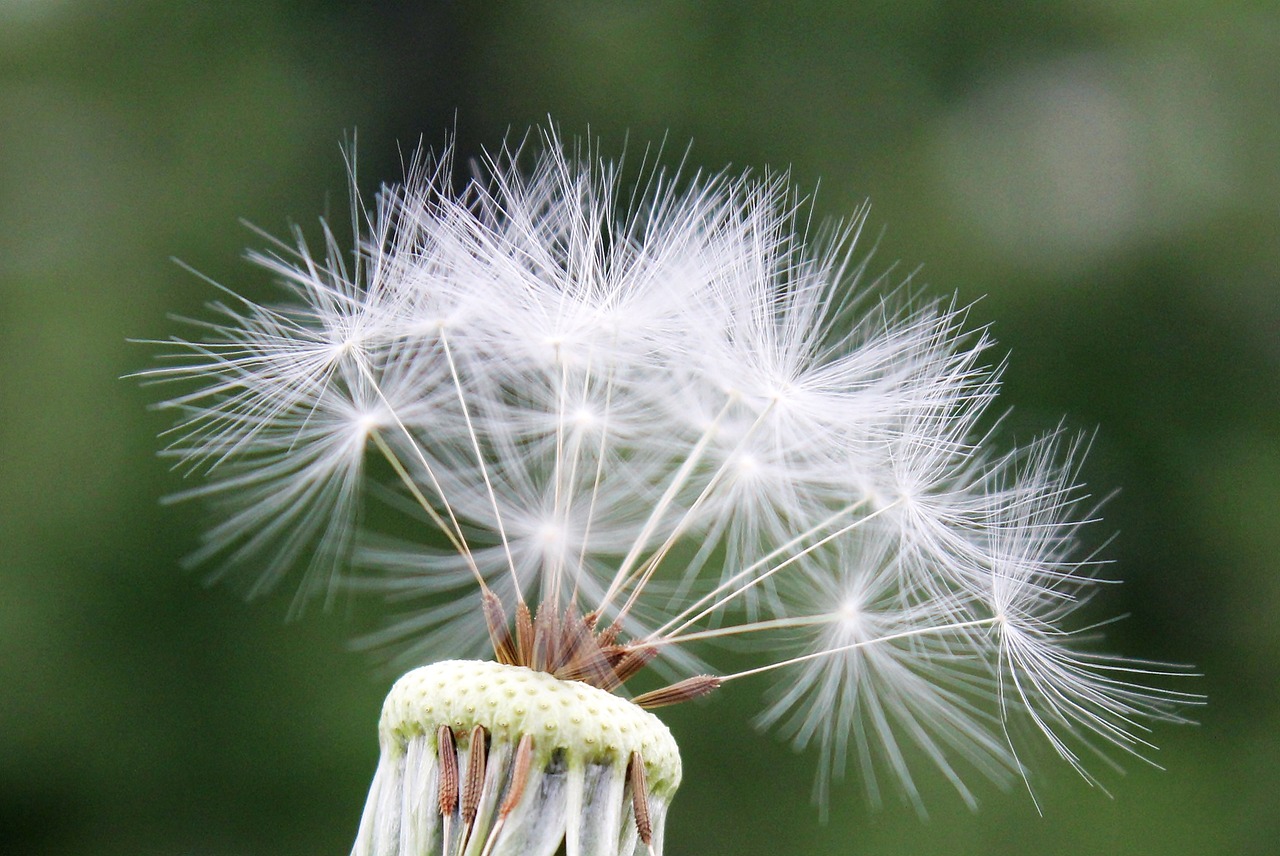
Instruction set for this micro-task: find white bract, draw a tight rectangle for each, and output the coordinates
[143,131,1194,855]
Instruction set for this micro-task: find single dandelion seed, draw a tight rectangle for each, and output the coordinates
[138,128,1199,855]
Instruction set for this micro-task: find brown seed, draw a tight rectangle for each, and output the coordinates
[515,601,534,665]
[632,674,723,709]
[461,725,488,827]
[627,750,653,846]
[436,725,458,816]
[482,591,519,666]
[499,733,535,818]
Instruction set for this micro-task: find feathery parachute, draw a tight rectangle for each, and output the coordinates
[141,131,1195,844]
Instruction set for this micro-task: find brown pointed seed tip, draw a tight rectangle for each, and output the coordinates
[499,733,535,818]
[461,725,488,828]
[632,675,723,709]
[628,750,653,846]
[515,601,534,663]
[482,591,519,666]
[437,725,458,815]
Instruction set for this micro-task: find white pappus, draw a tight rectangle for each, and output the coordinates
[140,129,1196,856]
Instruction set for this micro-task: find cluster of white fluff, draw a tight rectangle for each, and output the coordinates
[146,131,1191,814]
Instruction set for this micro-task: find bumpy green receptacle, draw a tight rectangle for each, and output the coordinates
[354,659,682,856]
[381,660,681,797]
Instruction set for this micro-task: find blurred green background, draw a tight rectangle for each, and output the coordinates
[2,1,1276,854]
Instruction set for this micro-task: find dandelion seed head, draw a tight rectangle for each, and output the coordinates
[139,126,1198,855]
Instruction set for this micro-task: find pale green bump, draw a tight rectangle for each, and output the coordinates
[379,659,682,796]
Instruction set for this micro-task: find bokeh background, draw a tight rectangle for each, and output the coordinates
[3,2,1276,854]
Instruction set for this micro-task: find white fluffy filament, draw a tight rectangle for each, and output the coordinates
[143,129,1197,824]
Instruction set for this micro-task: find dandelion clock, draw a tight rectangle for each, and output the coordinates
[139,129,1198,856]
